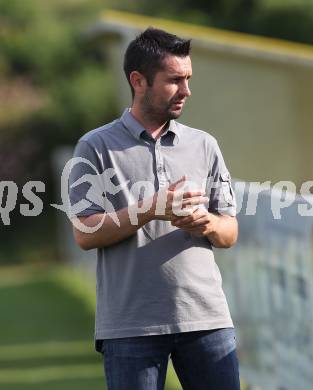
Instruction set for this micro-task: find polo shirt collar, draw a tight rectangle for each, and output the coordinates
[121,108,180,144]
[121,108,145,141]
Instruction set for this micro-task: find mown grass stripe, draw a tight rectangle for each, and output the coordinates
[0,340,94,361]
[0,363,103,384]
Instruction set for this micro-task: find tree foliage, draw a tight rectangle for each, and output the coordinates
[0,0,117,254]
[112,0,313,45]
[0,0,117,185]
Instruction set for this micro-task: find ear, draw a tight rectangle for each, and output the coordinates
[129,71,147,96]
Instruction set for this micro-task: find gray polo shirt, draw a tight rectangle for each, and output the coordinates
[69,108,236,350]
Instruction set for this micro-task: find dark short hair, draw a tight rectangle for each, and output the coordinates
[123,27,191,98]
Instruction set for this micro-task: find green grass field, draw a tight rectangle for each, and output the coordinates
[0,264,182,389]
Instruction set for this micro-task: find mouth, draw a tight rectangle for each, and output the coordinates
[171,100,185,108]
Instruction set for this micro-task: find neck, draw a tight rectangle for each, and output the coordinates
[130,103,168,140]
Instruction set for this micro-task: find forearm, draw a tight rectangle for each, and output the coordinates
[73,200,154,250]
[72,179,208,250]
[206,215,238,248]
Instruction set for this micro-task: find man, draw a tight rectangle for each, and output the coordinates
[70,27,240,389]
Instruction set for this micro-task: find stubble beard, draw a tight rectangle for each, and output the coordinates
[141,90,183,124]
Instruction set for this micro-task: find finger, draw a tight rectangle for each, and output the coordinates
[182,225,207,233]
[171,207,202,222]
[172,207,195,217]
[184,217,209,228]
[172,214,194,225]
[168,175,187,191]
[182,190,205,198]
[175,215,208,228]
[176,207,209,223]
[171,197,208,212]
[169,190,205,203]
[182,196,209,206]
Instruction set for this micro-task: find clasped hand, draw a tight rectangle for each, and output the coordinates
[152,176,218,238]
[171,208,219,238]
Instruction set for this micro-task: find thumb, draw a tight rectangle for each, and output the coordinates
[168,175,187,191]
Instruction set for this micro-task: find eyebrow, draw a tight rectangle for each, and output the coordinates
[168,74,192,79]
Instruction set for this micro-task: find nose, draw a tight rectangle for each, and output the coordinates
[181,80,191,97]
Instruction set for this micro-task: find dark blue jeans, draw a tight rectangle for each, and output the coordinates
[101,328,240,389]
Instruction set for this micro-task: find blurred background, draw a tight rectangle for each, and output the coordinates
[1,0,313,389]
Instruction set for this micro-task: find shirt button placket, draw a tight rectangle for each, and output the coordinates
[155,140,167,188]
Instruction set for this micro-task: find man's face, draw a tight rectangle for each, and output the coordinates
[141,55,192,122]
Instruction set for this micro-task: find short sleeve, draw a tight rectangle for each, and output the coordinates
[206,139,237,217]
[68,140,106,217]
